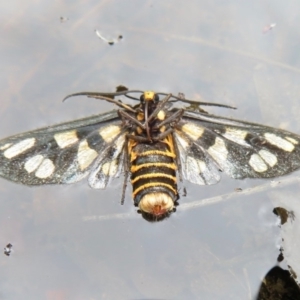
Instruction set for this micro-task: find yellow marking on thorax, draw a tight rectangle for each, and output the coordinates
[157,110,165,120]
[159,125,166,133]
[131,173,176,184]
[136,127,143,135]
[137,112,144,121]
[144,91,155,101]
[132,182,177,197]
[131,162,177,173]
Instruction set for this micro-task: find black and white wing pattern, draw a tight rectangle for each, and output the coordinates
[1,90,300,196]
[0,111,127,189]
[174,110,300,185]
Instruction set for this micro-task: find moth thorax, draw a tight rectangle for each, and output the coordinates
[139,192,174,216]
[143,91,155,101]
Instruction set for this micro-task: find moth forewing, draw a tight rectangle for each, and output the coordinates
[179,113,300,180]
[0,111,122,186]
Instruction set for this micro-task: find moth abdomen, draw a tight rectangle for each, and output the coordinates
[130,140,178,216]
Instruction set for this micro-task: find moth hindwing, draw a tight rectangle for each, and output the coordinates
[1,90,300,220]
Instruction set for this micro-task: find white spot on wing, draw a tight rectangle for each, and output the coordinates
[4,138,35,159]
[78,140,98,170]
[24,154,44,173]
[258,150,277,167]
[101,160,118,176]
[207,137,228,166]
[285,136,298,145]
[223,128,249,146]
[35,159,55,178]
[264,133,294,152]
[182,123,205,140]
[249,154,268,172]
[114,134,126,152]
[175,132,190,150]
[54,130,78,148]
[99,125,121,142]
[0,143,13,150]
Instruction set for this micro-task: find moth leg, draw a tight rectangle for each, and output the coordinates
[121,136,130,205]
[118,110,145,129]
[152,128,174,141]
[172,131,183,182]
[126,134,150,143]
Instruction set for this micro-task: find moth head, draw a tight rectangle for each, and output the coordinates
[140,91,159,103]
[138,192,174,220]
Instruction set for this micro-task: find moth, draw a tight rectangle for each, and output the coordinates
[1,89,300,220]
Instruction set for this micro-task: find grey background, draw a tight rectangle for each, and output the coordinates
[1,0,300,299]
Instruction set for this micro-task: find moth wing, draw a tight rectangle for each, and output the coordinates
[175,110,300,184]
[0,111,126,187]
[88,133,126,189]
[174,130,221,185]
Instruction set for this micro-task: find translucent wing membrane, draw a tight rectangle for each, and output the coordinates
[0,111,126,188]
[88,133,126,189]
[174,130,221,185]
[175,110,300,184]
